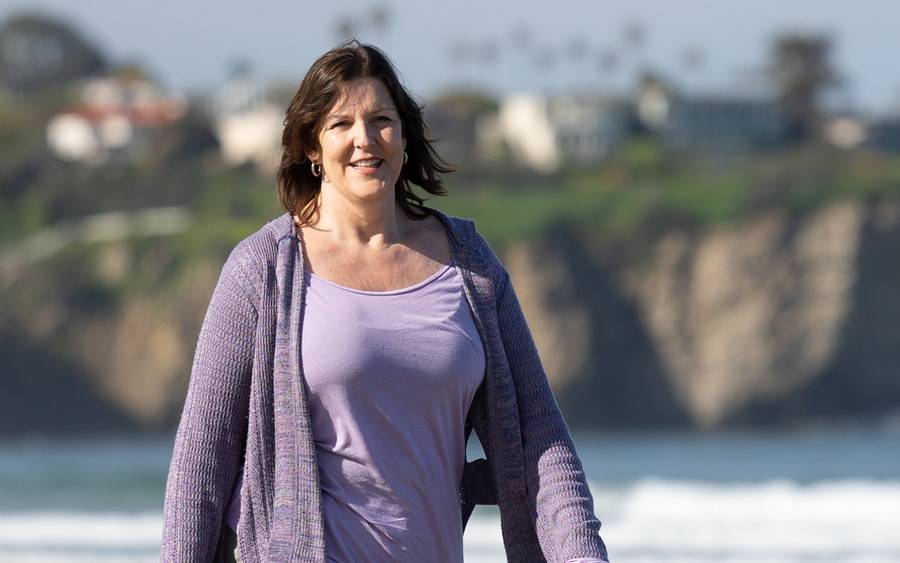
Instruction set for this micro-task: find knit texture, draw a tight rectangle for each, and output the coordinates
[161,210,609,562]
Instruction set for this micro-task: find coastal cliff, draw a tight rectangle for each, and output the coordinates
[505,199,900,428]
[4,200,900,433]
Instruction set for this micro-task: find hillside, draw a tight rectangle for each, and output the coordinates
[3,105,900,433]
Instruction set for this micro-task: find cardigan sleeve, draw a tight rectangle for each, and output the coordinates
[495,269,609,563]
[161,249,257,562]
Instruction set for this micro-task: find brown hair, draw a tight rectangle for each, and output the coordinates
[277,41,451,225]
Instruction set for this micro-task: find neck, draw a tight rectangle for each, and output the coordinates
[305,186,406,249]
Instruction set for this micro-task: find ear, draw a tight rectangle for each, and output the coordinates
[306,150,320,163]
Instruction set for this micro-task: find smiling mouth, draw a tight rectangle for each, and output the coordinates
[350,158,383,170]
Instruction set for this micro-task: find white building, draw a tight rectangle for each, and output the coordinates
[212,73,284,174]
[486,94,630,172]
[636,78,787,150]
[46,76,186,164]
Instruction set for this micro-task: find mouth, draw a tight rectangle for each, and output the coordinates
[349,158,384,172]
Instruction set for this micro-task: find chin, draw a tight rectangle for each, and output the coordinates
[351,182,394,201]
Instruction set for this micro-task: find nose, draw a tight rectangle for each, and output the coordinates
[351,119,375,149]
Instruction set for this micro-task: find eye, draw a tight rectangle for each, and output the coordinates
[375,115,393,123]
[330,120,350,129]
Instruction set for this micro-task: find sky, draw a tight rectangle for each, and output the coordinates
[1,0,897,114]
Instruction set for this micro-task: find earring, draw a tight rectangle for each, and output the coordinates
[402,151,408,165]
[311,162,322,177]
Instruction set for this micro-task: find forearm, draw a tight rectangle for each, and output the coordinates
[162,260,256,561]
[495,271,609,562]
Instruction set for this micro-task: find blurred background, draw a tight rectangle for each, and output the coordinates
[1,0,899,561]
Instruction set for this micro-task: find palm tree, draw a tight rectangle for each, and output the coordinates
[509,23,534,50]
[333,16,355,42]
[769,32,840,141]
[368,4,390,34]
[680,44,707,82]
[566,35,589,63]
[622,19,646,53]
[621,19,648,76]
[477,39,499,66]
[596,48,619,76]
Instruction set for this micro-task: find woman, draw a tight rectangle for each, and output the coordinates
[162,41,609,563]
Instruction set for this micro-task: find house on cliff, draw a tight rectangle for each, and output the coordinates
[480,93,631,172]
[211,68,284,175]
[864,116,900,152]
[636,75,788,151]
[476,78,790,172]
[46,75,186,164]
[820,112,900,152]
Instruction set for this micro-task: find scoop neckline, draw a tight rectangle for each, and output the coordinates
[306,260,455,296]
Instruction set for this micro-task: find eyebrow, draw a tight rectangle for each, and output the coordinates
[326,107,398,120]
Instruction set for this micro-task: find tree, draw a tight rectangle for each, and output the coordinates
[770,32,840,142]
[680,44,707,74]
[0,11,107,94]
[368,4,391,34]
[332,16,356,43]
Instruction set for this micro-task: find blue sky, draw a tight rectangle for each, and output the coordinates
[1,0,896,114]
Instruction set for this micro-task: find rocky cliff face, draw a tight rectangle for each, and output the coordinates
[5,201,900,433]
[1,243,218,434]
[509,201,900,428]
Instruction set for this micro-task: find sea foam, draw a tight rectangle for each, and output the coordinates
[1,478,898,563]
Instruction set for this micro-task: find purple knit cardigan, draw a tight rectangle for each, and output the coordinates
[161,210,608,562]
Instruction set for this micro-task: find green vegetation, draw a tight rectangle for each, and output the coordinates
[4,95,900,304]
[433,140,900,250]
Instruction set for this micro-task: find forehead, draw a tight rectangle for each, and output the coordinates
[328,77,397,115]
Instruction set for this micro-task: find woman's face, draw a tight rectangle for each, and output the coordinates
[310,77,405,206]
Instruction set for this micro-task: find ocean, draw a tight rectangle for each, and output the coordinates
[1,428,897,562]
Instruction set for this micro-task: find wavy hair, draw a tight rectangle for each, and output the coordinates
[277,41,451,225]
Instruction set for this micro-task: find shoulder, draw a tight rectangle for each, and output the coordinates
[220,213,292,297]
[426,207,474,238]
[427,207,508,286]
[231,212,292,257]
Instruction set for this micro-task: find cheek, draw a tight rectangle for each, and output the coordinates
[321,132,349,156]
[382,126,403,148]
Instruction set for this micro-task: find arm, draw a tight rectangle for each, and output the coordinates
[161,249,257,562]
[495,269,609,563]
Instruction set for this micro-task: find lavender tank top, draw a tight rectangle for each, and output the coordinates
[226,260,485,562]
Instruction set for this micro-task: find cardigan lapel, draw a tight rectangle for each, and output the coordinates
[269,218,325,561]
[432,211,533,552]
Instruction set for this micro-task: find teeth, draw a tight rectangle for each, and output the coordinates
[352,159,381,166]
